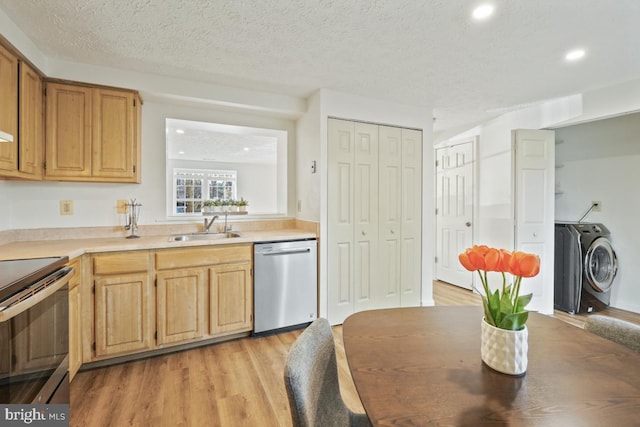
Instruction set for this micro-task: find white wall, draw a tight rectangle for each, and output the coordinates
[297,89,434,316]
[555,113,640,313]
[442,81,640,315]
[439,96,583,315]
[4,100,296,230]
[295,91,322,223]
[0,182,10,231]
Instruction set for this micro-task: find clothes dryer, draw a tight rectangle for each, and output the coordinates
[554,223,618,313]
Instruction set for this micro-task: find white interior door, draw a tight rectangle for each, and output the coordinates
[513,129,555,315]
[435,141,474,289]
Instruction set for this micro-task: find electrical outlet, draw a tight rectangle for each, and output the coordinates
[117,199,128,214]
[60,200,73,215]
[592,201,602,212]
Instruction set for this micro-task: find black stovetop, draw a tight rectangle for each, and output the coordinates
[0,256,69,301]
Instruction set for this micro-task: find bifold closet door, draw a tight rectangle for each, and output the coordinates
[400,128,422,306]
[378,126,402,308]
[327,118,356,324]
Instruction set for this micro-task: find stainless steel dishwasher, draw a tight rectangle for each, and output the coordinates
[253,239,317,335]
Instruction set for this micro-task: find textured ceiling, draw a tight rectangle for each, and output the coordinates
[1,0,639,135]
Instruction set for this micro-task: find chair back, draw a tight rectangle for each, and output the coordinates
[584,315,640,352]
[284,318,351,427]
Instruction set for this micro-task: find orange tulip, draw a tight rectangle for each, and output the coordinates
[484,248,501,272]
[509,251,540,278]
[498,249,512,273]
[458,251,477,271]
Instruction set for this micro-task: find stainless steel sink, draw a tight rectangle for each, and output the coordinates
[168,232,241,242]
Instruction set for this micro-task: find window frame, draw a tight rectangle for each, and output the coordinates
[172,168,237,216]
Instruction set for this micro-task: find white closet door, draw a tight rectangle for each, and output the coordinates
[378,125,402,308]
[353,122,379,312]
[513,129,555,315]
[327,118,355,324]
[400,128,423,306]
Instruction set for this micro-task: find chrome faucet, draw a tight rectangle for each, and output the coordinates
[204,215,219,233]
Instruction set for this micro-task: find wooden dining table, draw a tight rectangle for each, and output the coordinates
[342,306,640,426]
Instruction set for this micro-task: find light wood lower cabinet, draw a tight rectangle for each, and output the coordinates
[210,262,253,335]
[68,257,83,381]
[88,244,253,362]
[156,268,206,346]
[92,251,154,359]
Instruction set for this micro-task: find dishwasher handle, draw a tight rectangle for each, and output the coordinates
[259,248,312,256]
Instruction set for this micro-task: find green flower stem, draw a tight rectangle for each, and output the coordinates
[512,275,522,313]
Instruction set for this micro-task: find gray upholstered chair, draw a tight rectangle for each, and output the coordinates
[284,318,371,427]
[584,315,640,352]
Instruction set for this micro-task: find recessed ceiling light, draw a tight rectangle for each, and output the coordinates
[243,147,250,151]
[472,4,494,20]
[176,129,185,134]
[178,151,185,155]
[565,49,586,61]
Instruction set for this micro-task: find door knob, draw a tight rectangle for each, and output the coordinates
[465,222,471,227]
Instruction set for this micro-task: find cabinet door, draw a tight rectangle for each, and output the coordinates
[69,284,82,380]
[45,82,92,179]
[18,61,43,179]
[156,269,206,346]
[94,273,154,358]
[68,258,82,381]
[0,43,18,172]
[209,262,252,335]
[92,88,139,182]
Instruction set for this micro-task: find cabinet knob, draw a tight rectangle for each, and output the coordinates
[361,230,366,236]
[465,222,472,227]
[390,229,395,234]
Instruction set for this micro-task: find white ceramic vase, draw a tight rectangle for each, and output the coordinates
[481,317,528,375]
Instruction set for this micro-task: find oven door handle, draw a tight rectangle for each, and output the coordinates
[0,267,74,322]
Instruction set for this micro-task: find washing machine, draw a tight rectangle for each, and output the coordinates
[554,222,618,314]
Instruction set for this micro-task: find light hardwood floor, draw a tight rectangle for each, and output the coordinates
[70,281,640,426]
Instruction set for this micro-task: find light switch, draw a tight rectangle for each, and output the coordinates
[311,160,316,174]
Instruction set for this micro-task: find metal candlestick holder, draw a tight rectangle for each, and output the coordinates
[124,199,142,239]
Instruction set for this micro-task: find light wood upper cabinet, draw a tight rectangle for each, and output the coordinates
[45,83,91,179]
[0,43,18,172]
[18,61,44,179]
[92,88,139,180]
[45,81,141,183]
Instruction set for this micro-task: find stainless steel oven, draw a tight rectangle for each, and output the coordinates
[0,256,73,404]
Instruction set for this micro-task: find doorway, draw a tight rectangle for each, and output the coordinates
[435,140,474,289]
